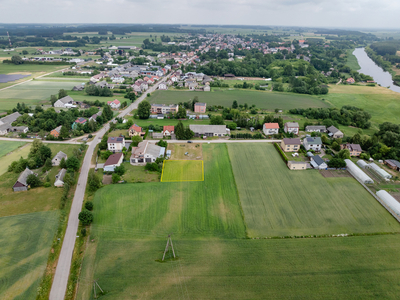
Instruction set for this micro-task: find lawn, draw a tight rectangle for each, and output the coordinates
[0,211,58,300]
[0,143,31,176]
[149,89,331,110]
[0,140,26,158]
[161,160,204,182]
[227,143,400,237]
[346,49,361,71]
[121,162,159,183]
[169,143,203,160]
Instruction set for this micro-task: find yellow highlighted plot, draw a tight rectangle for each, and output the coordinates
[161,160,204,182]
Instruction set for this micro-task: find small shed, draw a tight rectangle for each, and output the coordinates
[54,168,67,187]
[166,150,171,158]
[13,168,36,192]
[52,151,67,166]
[288,161,307,170]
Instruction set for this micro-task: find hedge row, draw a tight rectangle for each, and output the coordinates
[274,142,288,164]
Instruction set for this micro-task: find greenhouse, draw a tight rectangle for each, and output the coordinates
[376,190,400,217]
[357,160,368,169]
[345,159,374,184]
[367,163,392,180]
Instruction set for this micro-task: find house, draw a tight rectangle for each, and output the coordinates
[327,126,344,139]
[203,85,211,92]
[305,125,326,133]
[341,143,362,156]
[72,85,84,91]
[54,168,67,187]
[189,125,228,137]
[163,125,174,136]
[303,137,322,152]
[50,125,62,138]
[104,152,124,172]
[52,151,67,166]
[53,96,76,108]
[107,99,121,109]
[384,159,400,171]
[263,123,280,135]
[288,161,307,170]
[151,104,179,114]
[95,81,109,89]
[130,140,165,164]
[89,111,102,122]
[13,168,36,192]
[188,82,198,90]
[0,112,21,126]
[128,124,144,137]
[152,132,164,139]
[194,102,207,113]
[310,155,327,169]
[346,77,355,84]
[284,122,299,135]
[107,136,125,152]
[72,118,87,130]
[9,126,28,134]
[158,82,168,90]
[0,123,10,136]
[281,138,301,152]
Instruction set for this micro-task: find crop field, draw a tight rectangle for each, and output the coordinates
[0,143,31,176]
[0,211,58,299]
[161,160,204,182]
[0,140,26,159]
[149,89,331,110]
[227,143,400,237]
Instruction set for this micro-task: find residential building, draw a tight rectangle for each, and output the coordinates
[151,104,179,114]
[0,112,21,126]
[104,152,124,172]
[107,99,121,109]
[52,151,67,166]
[128,124,144,137]
[305,125,326,133]
[50,125,62,138]
[281,138,301,152]
[263,123,280,135]
[54,168,67,187]
[288,161,307,170]
[9,126,28,134]
[284,122,299,135]
[13,168,36,192]
[346,77,355,84]
[384,160,400,171]
[130,140,165,164]
[189,125,228,137]
[303,137,322,152]
[341,143,362,156]
[53,96,76,108]
[203,85,211,92]
[107,136,125,152]
[194,102,207,113]
[158,82,168,90]
[327,126,344,139]
[72,118,87,130]
[310,155,327,169]
[0,124,10,136]
[163,126,174,136]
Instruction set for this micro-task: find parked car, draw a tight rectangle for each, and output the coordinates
[187,141,193,143]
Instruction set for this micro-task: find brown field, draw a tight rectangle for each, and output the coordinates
[169,143,203,160]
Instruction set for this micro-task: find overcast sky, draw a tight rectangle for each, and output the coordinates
[1,0,399,29]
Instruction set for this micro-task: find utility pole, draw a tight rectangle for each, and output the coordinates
[7,31,12,48]
[162,233,176,261]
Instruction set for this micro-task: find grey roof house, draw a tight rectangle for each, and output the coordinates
[189,125,229,137]
[54,168,67,187]
[13,168,36,192]
[327,126,344,138]
[52,151,67,166]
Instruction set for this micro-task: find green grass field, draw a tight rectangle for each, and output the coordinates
[0,143,31,176]
[227,143,400,237]
[149,89,331,110]
[0,211,58,299]
[0,140,26,158]
[346,49,361,71]
[161,160,204,182]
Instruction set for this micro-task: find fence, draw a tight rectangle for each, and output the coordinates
[347,167,400,223]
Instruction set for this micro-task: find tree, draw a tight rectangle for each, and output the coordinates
[112,173,121,183]
[11,55,23,65]
[78,210,93,225]
[114,165,126,176]
[50,95,58,106]
[59,157,67,169]
[103,105,113,121]
[39,145,52,161]
[174,121,185,140]
[60,125,70,139]
[88,169,101,192]
[327,158,346,168]
[22,50,29,55]
[43,158,52,171]
[131,135,143,147]
[85,201,94,211]
[27,174,41,188]
[30,139,43,156]
[192,96,199,111]
[137,100,151,119]
[99,134,108,150]
[210,115,225,125]
[227,122,237,130]
[331,141,340,151]
[232,100,238,109]
[66,156,80,171]
[177,105,186,119]
[58,89,68,99]
[337,149,350,159]
[126,119,133,128]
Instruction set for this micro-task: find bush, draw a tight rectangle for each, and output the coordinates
[78,210,93,226]
[114,165,126,176]
[43,182,51,188]
[112,173,121,183]
[145,162,160,172]
[85,201,94,211]
[27,174,41,188]
[80,228,87,237]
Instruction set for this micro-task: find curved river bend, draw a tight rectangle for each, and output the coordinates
[352,47,400,93]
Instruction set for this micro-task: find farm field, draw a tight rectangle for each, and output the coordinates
[0,143,31,176]
[149,89,331,110]
[227,143,400,237]
[0,140,26,159]
[0,211,58,300]
[346,49,361,70]
[322,84,400,124]
[161,160,204,182]
[0,79,85,112]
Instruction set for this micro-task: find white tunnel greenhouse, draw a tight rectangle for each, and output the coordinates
[357,160,368,169]
[345,159,374,184]
[376,190,400,217]
[367,163,392,180]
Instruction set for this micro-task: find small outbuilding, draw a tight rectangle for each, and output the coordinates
[287,161,307,170]
[54,168,67,187]
[13,168,36,192]
[52,151,67,166]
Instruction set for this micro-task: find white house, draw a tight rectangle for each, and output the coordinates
[53,96,76,109]
[104,152,124,172]
[303,137,322,152]
[107,99,121,109]
[284,122,299,135]
[52,151,67,166]
[158,82,168,90]
[310,155,328,169]
[189,125,229,137]
[54,168,67,187]
[263,123,280,135]
[107,136,125,152]
[130,140,165,164]
[305,125,326,133]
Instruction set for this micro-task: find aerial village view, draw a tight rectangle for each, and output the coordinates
[1,1,400,299]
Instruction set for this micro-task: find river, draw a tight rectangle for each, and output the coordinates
[352,47,400,93]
